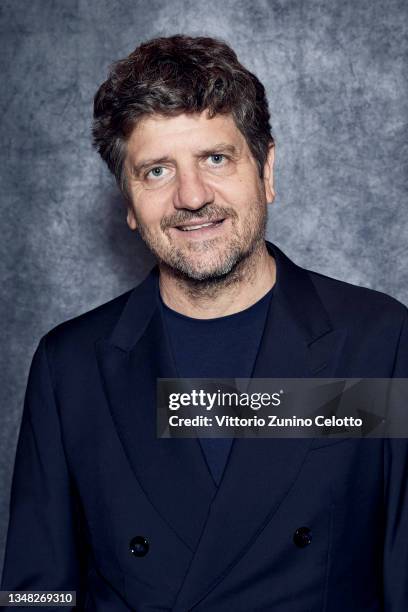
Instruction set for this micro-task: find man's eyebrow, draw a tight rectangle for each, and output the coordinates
[196,143,240,157]
[130,143,240,177]
[131,156,172,177]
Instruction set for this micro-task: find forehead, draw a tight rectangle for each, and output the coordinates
[126,111,246,158]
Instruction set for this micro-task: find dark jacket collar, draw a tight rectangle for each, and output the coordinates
[109,239,332,352]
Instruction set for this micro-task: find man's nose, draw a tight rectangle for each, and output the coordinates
[173,167,214,210]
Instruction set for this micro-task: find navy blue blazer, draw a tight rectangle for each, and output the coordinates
[1,240,408,611]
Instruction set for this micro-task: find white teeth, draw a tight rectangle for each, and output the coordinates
[180,222,216,231]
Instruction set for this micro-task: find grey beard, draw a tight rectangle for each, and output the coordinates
[136,200,267,287]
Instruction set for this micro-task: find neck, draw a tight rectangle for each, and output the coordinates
[158,241,276,319]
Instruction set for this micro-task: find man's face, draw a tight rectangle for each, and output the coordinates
[124,111,274,281]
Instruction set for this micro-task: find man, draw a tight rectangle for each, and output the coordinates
[1,34,407,611]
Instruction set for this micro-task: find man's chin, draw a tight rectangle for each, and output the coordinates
[154,238,262,283]
[161,254,243,283]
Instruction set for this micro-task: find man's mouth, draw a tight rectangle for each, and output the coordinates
[175,218,226,232]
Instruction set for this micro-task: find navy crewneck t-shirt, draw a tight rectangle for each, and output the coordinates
[159,286,274,486]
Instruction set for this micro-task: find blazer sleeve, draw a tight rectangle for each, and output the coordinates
[383,309,408,610]
[0,335,89,609]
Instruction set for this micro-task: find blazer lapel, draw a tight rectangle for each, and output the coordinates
[95,266,216,553]
[171,241,348,611]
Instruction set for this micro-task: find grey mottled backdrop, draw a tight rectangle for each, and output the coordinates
[1,0,407,573]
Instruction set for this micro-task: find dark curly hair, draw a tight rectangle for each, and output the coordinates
[92,34,274,201]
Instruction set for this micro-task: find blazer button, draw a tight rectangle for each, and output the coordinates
[129,536,149,557]
[293,526,312,548]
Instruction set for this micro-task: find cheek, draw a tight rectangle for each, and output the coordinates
[215,180,260,210]
[211,165,262,203]
[130,193,165,228]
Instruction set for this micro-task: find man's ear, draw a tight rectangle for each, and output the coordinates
[263,143,275,203]
[126,207,137,231]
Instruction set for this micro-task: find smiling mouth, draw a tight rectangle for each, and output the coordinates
[175,219,225,232]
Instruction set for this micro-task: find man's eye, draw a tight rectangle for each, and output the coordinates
[146,166,166,179]
[208,154,226,165]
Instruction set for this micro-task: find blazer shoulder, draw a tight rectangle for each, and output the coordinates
[41,287,133,357]
[307,268,408,327]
